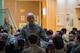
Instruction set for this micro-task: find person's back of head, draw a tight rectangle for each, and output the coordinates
[55,31,63,38]
[17,38,24,50]
[61,28,67,34]
[52,36,64,50]
[69,31,76,35]
[5,44,15,53]
[46,44,55,53]
[28,34,38,44]
[47,30,53,35]
[72,27,77,32]
[0,40,5,51]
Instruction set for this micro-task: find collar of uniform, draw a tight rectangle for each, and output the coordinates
[28,23,35,27]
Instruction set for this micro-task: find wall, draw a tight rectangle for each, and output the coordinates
[76,8,80,29]
[47,0,56,33]
[42,0,47,28]
[56,0,80,31]
[56,0,66,30]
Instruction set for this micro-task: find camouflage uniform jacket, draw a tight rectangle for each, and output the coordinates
[1,24,13,34]
[20,23,48,41]
[22,45,46,53]
[73,45,80,53]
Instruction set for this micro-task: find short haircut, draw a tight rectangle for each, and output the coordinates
[5,44,15,53]
[72,28,77,31]
[0,40,5,51]
[46,30,53,35]
[56,31,63,36]
[61,28,67,34]
[46,44,55,53]
[52,36,64,49]
[69,31,76,35]
[18,38,24,46]
[28,34,38,44]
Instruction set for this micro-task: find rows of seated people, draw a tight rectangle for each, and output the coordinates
[0,27,80,53]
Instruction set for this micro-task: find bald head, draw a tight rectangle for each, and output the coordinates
[27,13,34,18]
[26,13,35,25]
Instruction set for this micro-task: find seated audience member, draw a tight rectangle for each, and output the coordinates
[72,35,80,53]
[0,40,5,53]
[13,32,21,45]
[55,31,63,38]
[16,38,25,53]
[22,34,46,53]
[40,39,49,48]
[72,27,77,35]
[46,30,54,40]
[0,17,13,35]
[40,30,53,48]
[53,31,65,53]
[61,28,68,52]
[67,31,76,53]
[46,44,55,53]
[61,28,69,42]
[1,32,15,45]
[5,44,18,53]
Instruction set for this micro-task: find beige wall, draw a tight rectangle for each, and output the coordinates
[76,8,80,29]
[56,0,66,31]
[56,0,80,31]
